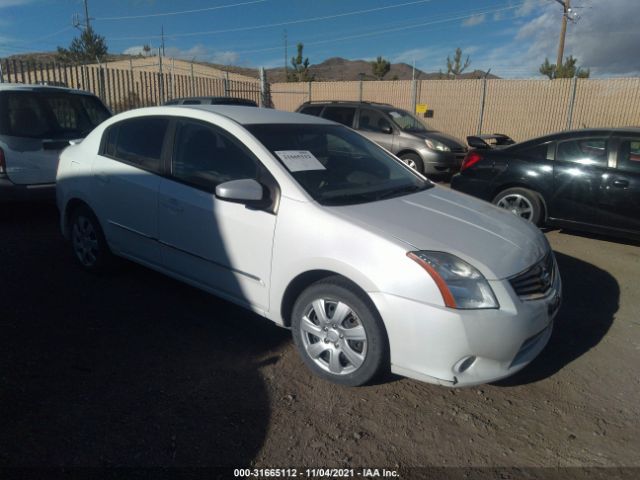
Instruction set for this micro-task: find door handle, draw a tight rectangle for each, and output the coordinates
[612,179,629,188]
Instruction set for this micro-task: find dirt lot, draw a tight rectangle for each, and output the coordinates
[1,203,639,475]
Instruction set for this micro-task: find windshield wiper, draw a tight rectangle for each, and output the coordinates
[374,184,428,200]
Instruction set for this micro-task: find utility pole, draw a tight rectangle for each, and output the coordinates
[555,0,571,68]
[73,0,92,31]
[161,25,165,57]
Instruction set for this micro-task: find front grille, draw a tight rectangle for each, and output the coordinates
[509,252,556,300]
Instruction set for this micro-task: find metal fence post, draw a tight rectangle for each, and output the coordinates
[259,67,269,107]
[359,75,364,102]
[477,75,489,135]
[190,61,195,96]
[308,81,312,102]
[411,78,418,114]
[567,76,578,130]
[0,62,4,83]
[223,71,229,97]
[158,49,164,105]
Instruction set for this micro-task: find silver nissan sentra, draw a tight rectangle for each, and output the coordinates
[56,106,561,387]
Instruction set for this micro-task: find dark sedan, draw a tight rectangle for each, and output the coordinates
[451,128,640,241]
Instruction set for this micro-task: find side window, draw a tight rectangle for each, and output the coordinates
[104,125,118,157]
[358,108,393,133]
[514,142,551,160]
[617,139,640,174]
[299,106,324,116]
[113,117,169,173]
[172,120,258,192]
[322,107,356,127]
[182,100,202,105]
[556,138,608,167]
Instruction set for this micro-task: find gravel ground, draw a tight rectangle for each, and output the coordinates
[1,203,638,476]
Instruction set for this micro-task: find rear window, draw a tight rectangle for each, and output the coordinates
[0,90,110,139]
[299,105,324,116]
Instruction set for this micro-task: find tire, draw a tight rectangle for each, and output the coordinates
[69,205,114,272]
[291,277,388,386]
[399,152,424,174]
[492,187,543,225]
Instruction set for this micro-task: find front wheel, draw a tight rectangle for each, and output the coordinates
[399,153,424,174]
[492,187,543,225]
[291,277,388,386]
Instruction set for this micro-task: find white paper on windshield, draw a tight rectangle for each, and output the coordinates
[388,111,401,118]
[275,150,326,172]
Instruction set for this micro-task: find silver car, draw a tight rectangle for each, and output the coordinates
[56,105,561,387]
[297,101,467,176]
[0,84,110,201]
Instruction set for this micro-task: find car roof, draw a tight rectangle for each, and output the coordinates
[300,100,397,109]
[0,83,97,96]
[512,127,640,147]
[179,105,337,125]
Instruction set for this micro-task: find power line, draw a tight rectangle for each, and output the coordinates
[95,0,268,21]
[228,2,527,56]
[108,0,435,41]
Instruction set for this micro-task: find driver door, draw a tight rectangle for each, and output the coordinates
[158,118,277,312]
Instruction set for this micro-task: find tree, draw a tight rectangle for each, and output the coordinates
[540,55,590,79]
[57,26,108,63]
[446,48,471,78]
[371,56,391,80]
[288,43,314,82]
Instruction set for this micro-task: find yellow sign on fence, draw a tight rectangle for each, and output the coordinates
[415,103,428,114]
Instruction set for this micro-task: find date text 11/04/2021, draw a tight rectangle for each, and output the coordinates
[234,468,400,478]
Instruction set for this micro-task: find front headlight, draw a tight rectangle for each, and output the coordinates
[407,251,499,309]
[425,139,451,152]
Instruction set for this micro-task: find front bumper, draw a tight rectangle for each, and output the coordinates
[0,175,56,202]
[369,262,562,387]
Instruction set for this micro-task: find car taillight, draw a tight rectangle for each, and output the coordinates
[461,151,482,171]
[0,147,6,174]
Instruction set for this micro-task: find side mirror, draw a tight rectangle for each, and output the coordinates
[215,178,264,203]
[381,124,393,134]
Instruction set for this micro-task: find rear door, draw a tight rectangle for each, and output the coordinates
[597,136,640,234]
[355,107,395,152]
[91,116,169,265]
[551,135,612,226]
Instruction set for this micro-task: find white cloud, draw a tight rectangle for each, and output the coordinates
[473,0,640,77]
[123,45,147,56]
[462,14,486,27]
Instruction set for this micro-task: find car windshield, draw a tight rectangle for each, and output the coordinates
[247,124,431,206]
[0,91,111,139]
[384,109,429,133]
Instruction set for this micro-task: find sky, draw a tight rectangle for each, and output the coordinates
[0,0,639,78]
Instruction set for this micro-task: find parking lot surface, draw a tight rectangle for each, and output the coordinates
[1,203,638,469]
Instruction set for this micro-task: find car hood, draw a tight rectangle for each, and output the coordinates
[408,130,466,149]
[331,186,548,280]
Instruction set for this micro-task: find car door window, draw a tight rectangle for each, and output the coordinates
[172,119,258,192]
[617,139,640,174]
[358,108,393,133]
[556,138,608,167]
[321,107,356,127]
[111,117,169,173]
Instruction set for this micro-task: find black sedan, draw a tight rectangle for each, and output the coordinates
[451,128,640,241]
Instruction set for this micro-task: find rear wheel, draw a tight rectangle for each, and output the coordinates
[492,187,543,225]
[399,152,424,174]
[69,205,113,272]
[291,277,388,386]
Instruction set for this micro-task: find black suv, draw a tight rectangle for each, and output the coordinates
[296,101,466,176]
